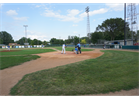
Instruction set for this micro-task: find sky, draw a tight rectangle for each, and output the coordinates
[0,0,139,42]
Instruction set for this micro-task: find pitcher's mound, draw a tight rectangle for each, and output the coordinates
[35,51,104,59]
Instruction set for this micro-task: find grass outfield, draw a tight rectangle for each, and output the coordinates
[10,50,139,95]
[0,49,55,56]
[0,55,40,70]
[53,47,94,52]
[0,48,55,70]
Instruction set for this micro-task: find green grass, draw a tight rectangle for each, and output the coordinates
[0,49,55,56]
[0,48,56,70]
[10,50,139,95]
[0,55,40,70]
[53,47,94,52]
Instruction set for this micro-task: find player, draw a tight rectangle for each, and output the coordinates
[103,44,106,49]
[61,43,66,54]
[77,42,81,54]
[42,44,44,48]
[7,45,10,51]
[74,46,78,54]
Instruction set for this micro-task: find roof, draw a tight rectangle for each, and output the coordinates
[105,39,134,43]
[8,43,20,46]
[9,43,17,45]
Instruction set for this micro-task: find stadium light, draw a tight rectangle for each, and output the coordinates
[23,25,28,45]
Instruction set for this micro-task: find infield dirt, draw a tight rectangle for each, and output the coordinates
[0,48,138,96]
[0,49,103,95]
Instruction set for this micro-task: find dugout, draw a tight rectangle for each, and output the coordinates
[122,45,139,50]
[89,44,115,48]
[104,39,134,46]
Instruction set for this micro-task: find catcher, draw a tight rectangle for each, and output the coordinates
[72,46,78,54]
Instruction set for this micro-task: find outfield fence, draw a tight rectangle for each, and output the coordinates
[0,44,139,50]
[122,45,139,50]
[0,45,44,49]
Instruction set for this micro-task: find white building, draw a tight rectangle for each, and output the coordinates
[104,39,134,45]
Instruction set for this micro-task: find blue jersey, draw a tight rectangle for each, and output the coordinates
[77,43,81,47]
[75,48,78,51]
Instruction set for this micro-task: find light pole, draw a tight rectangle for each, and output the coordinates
[23,25,28,45]
[124,3,126,45]
[85,6,91,40]
[79,34,80,43]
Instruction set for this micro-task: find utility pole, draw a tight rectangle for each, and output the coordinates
[23,25,28,45]
[124,3,126,45]
[79,34,80,43]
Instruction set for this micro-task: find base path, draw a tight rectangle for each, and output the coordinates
[0,49,138,96]
[0,49,103,95]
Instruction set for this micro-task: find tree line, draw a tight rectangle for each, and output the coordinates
[1,18,139,45]
[15,37,48,45]
[0,31,14,45]
[0,32,88,45]
[91,18,139,44]
[0,31,48,45]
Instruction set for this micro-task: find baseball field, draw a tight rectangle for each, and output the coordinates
[0,47,139,96]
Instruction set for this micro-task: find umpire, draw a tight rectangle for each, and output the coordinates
[77,42,81,54]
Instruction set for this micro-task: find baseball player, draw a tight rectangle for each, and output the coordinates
[7,45,10,50]
[77,42,81,54]
[61,43,66,54]
[74,46,78,54]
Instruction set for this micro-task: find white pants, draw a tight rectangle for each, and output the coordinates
[7,48,10,50]
[74,50,78,54]
[61,48,66,54]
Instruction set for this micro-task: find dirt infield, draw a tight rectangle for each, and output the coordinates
[0,49,103,95]
[0,49,138,96]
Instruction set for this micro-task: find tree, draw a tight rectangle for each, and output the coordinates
[137,30,139,38]
[96,18,130,41]
[81,39,86,44]
[65,35,75,44]
[73,36,79,45]
[31,40,34,45]
[27,38,32,45]
[43,40,47,45]
[65,39,71,44]
[33,39,39,45]
[80,36,90,44]
[16,37,44,45]
[0,38,3,44]
[50,38,64,45]
[50,38,56,44]
[59,39,64,45]
[37,40,42,45]
[50,38,58,44]
[16,37,26,45]
[91,32,104,44]
[0,31,14,45]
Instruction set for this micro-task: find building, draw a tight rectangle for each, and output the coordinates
[104,39,134,45]
[0,44,6,48]
[8,43,20,48]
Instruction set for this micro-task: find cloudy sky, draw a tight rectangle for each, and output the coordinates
[0,0,139,42]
